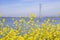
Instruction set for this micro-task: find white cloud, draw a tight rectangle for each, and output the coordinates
[0,3,40,17]
[41,1,60,17]
[0,1,60,17]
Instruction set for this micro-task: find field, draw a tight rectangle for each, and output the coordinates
[0,16,60,40]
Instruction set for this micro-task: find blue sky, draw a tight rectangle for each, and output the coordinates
[0,0,60,17]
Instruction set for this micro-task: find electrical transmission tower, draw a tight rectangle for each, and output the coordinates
[40,4,42,18]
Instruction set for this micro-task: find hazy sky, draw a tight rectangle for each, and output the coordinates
[0,0,60,17]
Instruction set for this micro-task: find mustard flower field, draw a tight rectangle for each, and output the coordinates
[0,15,60,40]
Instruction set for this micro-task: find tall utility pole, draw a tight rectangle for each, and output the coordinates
[40,4,42,18]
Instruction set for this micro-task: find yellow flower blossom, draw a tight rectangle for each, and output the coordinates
[0,16,60,40]
[18,36,25,40]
